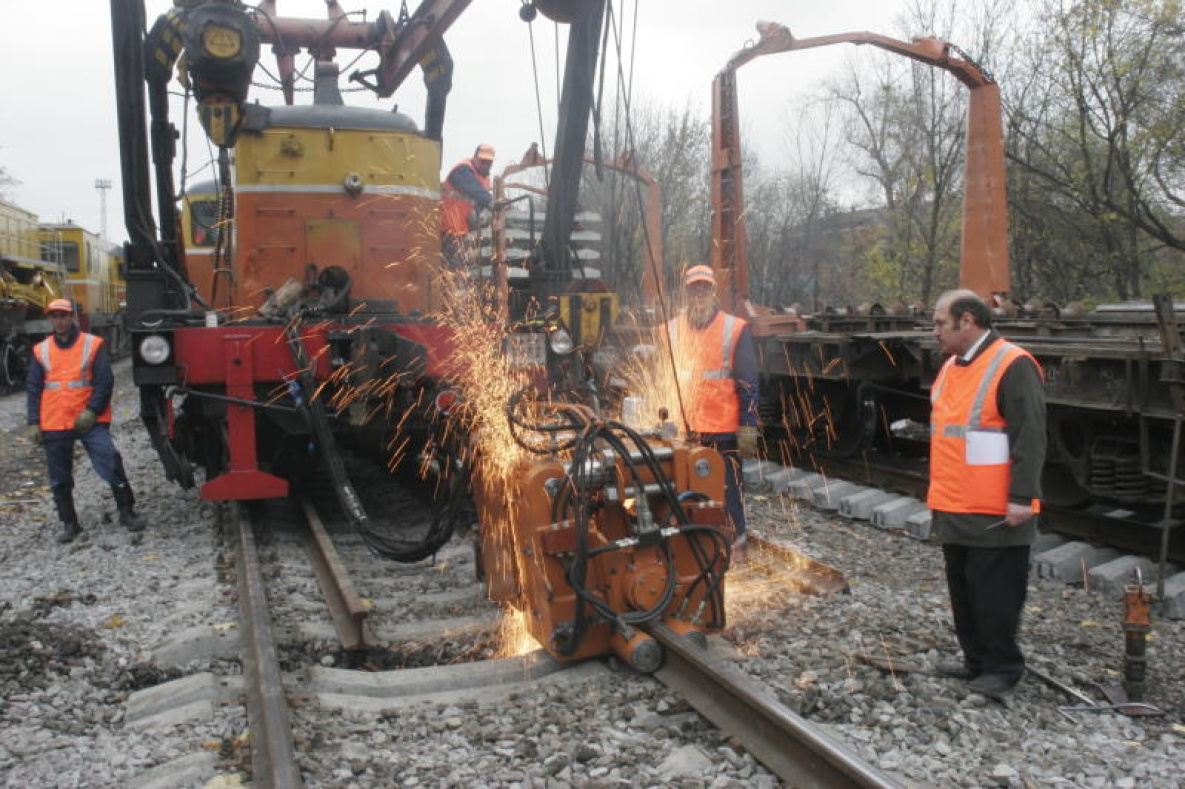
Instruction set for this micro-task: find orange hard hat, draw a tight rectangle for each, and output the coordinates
[474,143,496,161]
[682,264,715,288]
[46,298,75,314]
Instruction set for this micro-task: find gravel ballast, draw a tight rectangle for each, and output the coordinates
[1,363,1182,787]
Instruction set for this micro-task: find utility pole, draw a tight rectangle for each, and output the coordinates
[94,178,112,239]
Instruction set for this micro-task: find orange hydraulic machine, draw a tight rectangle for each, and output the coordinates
[473,396,734,672]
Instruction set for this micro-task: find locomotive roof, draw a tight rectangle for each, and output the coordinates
[251,104,420,134]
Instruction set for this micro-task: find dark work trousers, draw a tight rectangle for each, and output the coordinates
[694,433,746,539]
[442,233,474,272]
[942,543,1031,681]
[44,424,130,497]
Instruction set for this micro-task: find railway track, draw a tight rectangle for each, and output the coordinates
[214,485,900,787]
[105,447,1178,787]
[647,619,898,788]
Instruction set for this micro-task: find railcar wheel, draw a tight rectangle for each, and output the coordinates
[0,342,14,387]
[779,379,877,459]
[1,341,27,388]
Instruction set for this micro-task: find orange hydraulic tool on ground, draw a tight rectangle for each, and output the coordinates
[710,22,1010,314]
[473,396,733,671]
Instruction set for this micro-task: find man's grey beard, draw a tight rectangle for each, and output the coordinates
[688,300,717,328]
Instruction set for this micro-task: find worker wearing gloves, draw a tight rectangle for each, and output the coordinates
[440,143,496,271]
[26,299,144,543]
[667,264,760,547]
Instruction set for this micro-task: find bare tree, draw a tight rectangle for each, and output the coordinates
[745,100,847,309]
[583,98,711,305]
[1006,0,1185,299]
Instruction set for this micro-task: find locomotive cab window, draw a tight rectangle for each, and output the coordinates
[41,240,80,272]
[189,198,220,248]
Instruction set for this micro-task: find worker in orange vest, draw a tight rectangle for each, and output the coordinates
[25,299,145,543]
[440,143,496,271]
[928,289,1046,697]
[668,264,760,549]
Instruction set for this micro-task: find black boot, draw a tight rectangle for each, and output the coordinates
[52,489,82,544]
[112,483,145,533]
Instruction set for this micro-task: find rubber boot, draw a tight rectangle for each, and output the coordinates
[112,483,145,533]
[52,489,82,544]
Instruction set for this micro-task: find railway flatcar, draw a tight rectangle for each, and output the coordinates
[703,22,1185,560]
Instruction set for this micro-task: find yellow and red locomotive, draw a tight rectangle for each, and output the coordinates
[110,0,737,666]
[112,0,468,509]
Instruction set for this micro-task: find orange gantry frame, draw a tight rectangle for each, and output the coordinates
[710,22,1011,313]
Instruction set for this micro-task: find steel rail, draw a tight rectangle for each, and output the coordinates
[232,503,304,789]
[298,497,370,650]
[645,622,900,789]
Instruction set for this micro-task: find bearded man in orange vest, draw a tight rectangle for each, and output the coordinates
[929,289,1046,697]
[668,264,760,548]
[25,299,145,543]
[440,143,496,271]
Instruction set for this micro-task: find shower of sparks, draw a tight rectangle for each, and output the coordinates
[614,287,709,434]
[493,604,541,658]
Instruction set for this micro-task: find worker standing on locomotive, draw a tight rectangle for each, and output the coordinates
[668,264,760,547]
[929,289,1046,696]
[25,299,145,543]
[440,143,496,271]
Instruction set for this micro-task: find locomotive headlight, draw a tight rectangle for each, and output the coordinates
[548,328,574,355]
[202,24,243,59]
[506,333,546,367]
[139,335,171,365]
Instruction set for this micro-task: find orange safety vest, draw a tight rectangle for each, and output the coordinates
[668,311,745,434]
[927,338,1042,515]
[35,333,113,431]
[440,159,491,237]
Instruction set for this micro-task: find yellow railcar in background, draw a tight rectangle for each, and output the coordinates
[1,199,68,385]
[38,221,127,352]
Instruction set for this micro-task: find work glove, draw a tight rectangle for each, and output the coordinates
[738,426,760,460]
[25,424,43,445]
[74,409,97,434]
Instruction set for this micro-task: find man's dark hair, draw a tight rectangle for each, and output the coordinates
[948,295,993,328]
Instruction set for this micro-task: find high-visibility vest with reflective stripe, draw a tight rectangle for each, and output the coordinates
[927,338,1042,515]
[35,333,113,431]
[668,311,745,434]
[440,160,490,236]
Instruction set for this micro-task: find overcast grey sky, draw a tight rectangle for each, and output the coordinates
[1,0,908,240]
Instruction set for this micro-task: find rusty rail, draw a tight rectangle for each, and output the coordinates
[232,503,303,789]
[645,621,899,788]
[298,497,370,649]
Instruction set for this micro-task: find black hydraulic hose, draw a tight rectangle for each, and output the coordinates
[283,314,450,563]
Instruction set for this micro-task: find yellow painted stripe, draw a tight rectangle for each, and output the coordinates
[235,184,438,199]
[236,127,440,188]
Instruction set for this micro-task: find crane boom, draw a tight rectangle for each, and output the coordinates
[711,21,1010,312]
